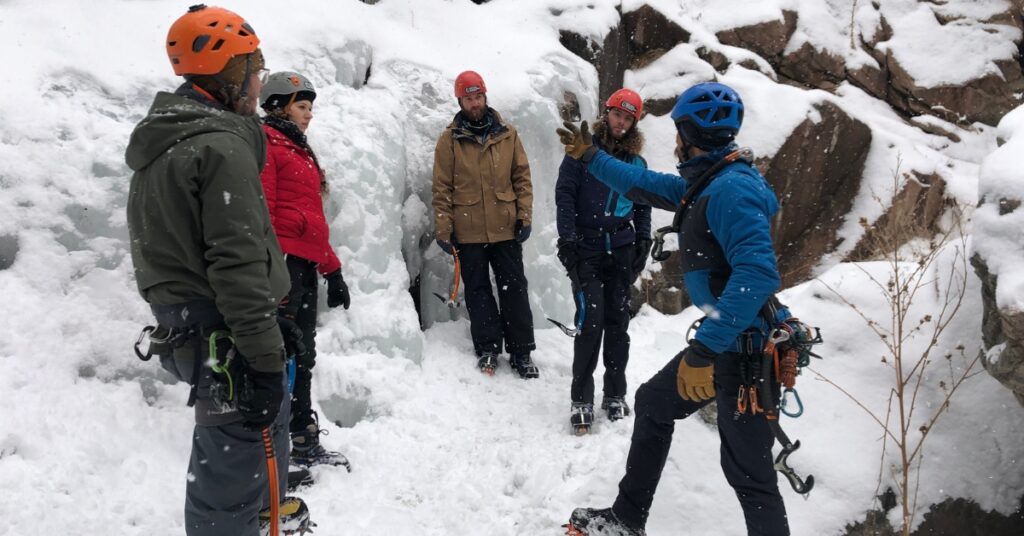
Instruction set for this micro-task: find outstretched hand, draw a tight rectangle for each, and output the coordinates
[555,120,596,161]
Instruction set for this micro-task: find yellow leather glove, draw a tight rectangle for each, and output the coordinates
[555,120,597,161]
[676,340,717,402]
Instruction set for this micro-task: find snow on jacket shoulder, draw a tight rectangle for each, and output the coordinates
[260,124,341,275]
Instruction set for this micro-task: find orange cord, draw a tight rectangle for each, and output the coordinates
[262,427,279,536]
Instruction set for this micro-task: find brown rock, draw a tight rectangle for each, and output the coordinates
[643,97,675,117]
[845,172,950,262]
[716,10,798,61]
[847,63,887,100]
[972,253,1024,406]
[885,50,1024,126]
[778,41,847,90]
[696,45,731,73]
[761,101,872,286]
[632,253,687,315]
[624,4,690,71]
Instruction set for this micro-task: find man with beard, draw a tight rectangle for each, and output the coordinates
[557,82,792,536]
[555,89,652,434]
[432,70,537,377]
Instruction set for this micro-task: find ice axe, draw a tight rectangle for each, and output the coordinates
[547,277,586,337]
[433,246,462,308]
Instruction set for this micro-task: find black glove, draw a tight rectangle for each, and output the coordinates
[556,237,579,273]
[326,269,351,309]
[515,220,531,243]
[277,315,306,358]
[436,238,454,255]
[238,368,284,430]
[555,120,598,162]
[632,238,653,281]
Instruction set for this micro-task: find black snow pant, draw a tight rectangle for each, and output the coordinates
[571,246,633,405]
[282,255,319,434]
[612,348,790,536]
[457,240,536,357]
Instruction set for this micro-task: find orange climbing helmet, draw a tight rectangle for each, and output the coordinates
[454,71,487,99]
[605,88,643,120]
[166,4,260,76]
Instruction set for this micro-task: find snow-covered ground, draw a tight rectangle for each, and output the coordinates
[1,1,1022,534]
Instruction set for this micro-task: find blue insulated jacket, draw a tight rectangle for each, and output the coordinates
[586,147,783,353]
[556,141,652,252]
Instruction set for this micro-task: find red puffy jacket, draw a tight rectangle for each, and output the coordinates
[260,124,341,275]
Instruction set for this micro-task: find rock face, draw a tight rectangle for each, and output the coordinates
[559,4,689,103]
[760,101,872,286]
[973,253,1024,406]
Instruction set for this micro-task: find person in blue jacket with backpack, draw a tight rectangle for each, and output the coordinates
[558,82,792,536]
[555,88,652,434]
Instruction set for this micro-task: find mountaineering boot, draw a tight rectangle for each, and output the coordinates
[564,507,646,536]
[570,402,594,435]
[259,496,315,535]
[477,351,499,376]
[510,352,540,379]
[601,396,630,422]
[287,465,315,491]
[291,411,352,471]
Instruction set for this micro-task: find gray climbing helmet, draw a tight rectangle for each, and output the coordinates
[260,71,316,110]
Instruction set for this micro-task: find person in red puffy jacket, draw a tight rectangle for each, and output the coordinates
[259,71,351,470]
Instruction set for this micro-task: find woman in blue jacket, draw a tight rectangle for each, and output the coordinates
[559,83,792,536]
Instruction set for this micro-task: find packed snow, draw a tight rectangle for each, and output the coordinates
[1,1,1022,535]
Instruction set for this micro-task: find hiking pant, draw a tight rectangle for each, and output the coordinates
[183,371,290,535]
[571,246,633,404]
[457,240,536,356]
[283,255,319,434]
[612,348,790,536]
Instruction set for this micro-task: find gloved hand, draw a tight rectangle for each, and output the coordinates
[556,237,579,273]
[555,120,597,162]
[515,220,531,243]
[238,368,284,430]
[632,237,653,282]
[326,269,351,309]
[436,238,454,255]
[277,315,307,359]
[676,340,717,402]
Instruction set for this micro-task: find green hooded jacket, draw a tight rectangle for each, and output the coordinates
[125,90,289,372]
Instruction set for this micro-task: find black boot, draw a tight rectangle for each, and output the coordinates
[510,352,540,379]
[570,402,594,435]
[477,352,499,375]
[290,411,352,471]
[259,496,315,535]
[286,465,314,491]
[565,507,645,536]
[601,396,630,421]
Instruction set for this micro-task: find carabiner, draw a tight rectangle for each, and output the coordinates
[781,387,804,418]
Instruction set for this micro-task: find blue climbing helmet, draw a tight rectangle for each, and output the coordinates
[670,82,744,151]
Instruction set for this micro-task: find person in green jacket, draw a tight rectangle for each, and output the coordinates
[125,5,309,535]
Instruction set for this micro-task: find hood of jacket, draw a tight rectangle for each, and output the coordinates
[125,90,265,172]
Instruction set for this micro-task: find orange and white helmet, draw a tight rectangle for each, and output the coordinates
[605,88,643,120]
[166,4,260,76]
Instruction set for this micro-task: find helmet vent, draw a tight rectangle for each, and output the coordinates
[241,23,255,35]
[191,35,211,53]
[211,39,225,51]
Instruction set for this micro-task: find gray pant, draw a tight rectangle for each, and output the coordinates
[164,338,290,536]
[184,384,290,536]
